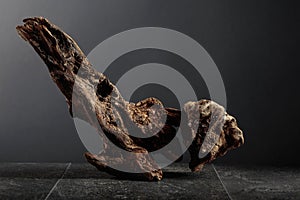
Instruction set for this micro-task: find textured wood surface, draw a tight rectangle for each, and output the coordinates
[16,17,244,181]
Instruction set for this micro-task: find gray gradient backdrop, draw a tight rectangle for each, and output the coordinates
[0,0,299,165]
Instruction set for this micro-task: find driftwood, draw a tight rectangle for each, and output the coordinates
[16,17,244,181]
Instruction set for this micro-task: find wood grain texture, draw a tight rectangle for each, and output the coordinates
[16,17,244,181]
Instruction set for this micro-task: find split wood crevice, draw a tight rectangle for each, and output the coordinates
[16,17,244,181]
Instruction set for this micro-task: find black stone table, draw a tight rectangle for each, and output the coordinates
[0,163,299,199]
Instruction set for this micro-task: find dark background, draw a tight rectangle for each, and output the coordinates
[0,0,299,166]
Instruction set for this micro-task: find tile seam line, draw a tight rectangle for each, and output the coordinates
[44,162,71,200]
[212,164,233,200]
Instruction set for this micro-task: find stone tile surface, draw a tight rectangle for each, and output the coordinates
[0,163,68,200]
[48,163,228,200]
[1,163,299,200]
[215,165,300,200]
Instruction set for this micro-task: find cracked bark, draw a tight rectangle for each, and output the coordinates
[16,17,244,181]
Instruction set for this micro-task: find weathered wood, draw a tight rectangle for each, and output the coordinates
[16,17,244,181]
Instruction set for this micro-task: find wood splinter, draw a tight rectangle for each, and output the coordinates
[16,17,244,181]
